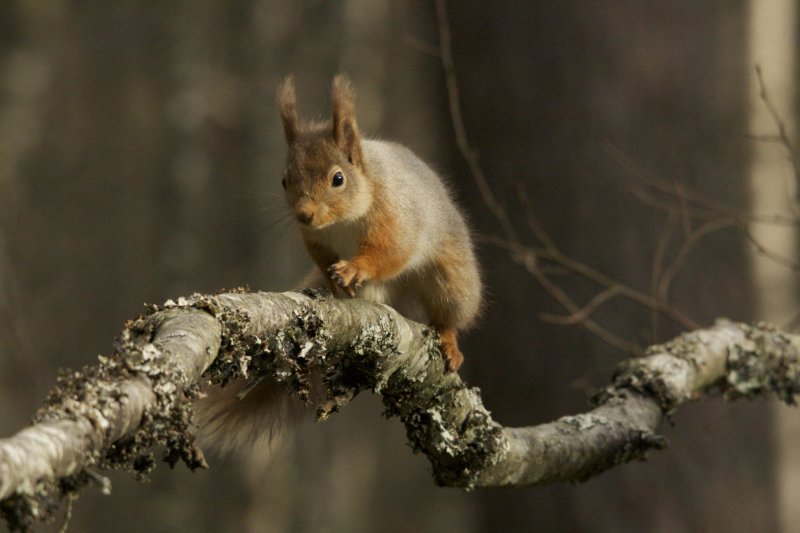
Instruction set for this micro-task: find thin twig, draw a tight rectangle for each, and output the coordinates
[651,210,680,340]
[540,286,623,326]
[531,265,640,354]
[608,140,800,281]
[743,227,800,274]
[514,183,700,330]
[605,139,800,226]
[477,233,639,353]
[516,182,558,250]
[657,218,739,304]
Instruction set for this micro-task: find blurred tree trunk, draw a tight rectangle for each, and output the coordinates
[748,2,800,531]
[447,1,776,531]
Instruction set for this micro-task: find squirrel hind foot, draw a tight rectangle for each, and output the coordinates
[437,327,464,372]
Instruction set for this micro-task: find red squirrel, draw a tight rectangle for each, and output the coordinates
[196,76,482,452]
[280,75,482,370]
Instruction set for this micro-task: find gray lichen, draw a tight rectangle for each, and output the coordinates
[559,413,612,432]
[381,347,507,489]
[318,313,397,419]
[202,295,334,416]
[723,322,800,404]
[101,302,207,476]
[609,429,669,471]
[0,472,93,532]
[595,332,703,415]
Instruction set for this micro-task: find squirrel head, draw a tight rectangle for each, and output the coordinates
[277,75,372,230]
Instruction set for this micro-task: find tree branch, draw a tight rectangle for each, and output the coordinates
[1,290,799,529]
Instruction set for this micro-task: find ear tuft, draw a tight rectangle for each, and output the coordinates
[331,75,363,167]
[277,76,299,144]
[332,75,356,121]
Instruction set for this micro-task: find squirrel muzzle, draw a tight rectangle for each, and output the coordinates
[295,198,317,226]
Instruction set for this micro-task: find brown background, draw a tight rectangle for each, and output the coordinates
[0,1,786,531]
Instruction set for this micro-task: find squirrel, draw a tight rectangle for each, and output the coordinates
[195,75,482,452]
[280,75,483,371]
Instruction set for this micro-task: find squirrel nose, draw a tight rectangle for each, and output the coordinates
[296,206,315,225]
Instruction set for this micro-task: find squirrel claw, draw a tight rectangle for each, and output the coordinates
[442,343,464,372]
[342,285,357,297]
[328,260,367,297]
[437,328,464,372]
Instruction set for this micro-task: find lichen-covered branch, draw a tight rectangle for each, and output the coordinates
[1,290,799,530]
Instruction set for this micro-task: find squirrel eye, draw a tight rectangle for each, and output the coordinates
[331,171,345,187]
[281,177,286,189]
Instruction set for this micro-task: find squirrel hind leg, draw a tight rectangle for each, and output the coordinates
[414,239,483,372]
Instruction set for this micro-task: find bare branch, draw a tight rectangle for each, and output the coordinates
[540,286,623,326]
[1,290,799,530]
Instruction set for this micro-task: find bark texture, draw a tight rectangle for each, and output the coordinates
[0,290,798,530]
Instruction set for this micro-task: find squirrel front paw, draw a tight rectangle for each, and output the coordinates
[328,260,368,297]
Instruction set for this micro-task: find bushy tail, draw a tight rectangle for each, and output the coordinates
[194,377,307,455]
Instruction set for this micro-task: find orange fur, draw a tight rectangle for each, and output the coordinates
[436,328,463,372]
[330,185,410,288]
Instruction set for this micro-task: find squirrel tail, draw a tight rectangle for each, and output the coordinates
[194,377,306,455]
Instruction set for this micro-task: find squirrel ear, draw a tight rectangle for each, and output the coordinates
[277,76,299,144]
[331,75,363,167]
